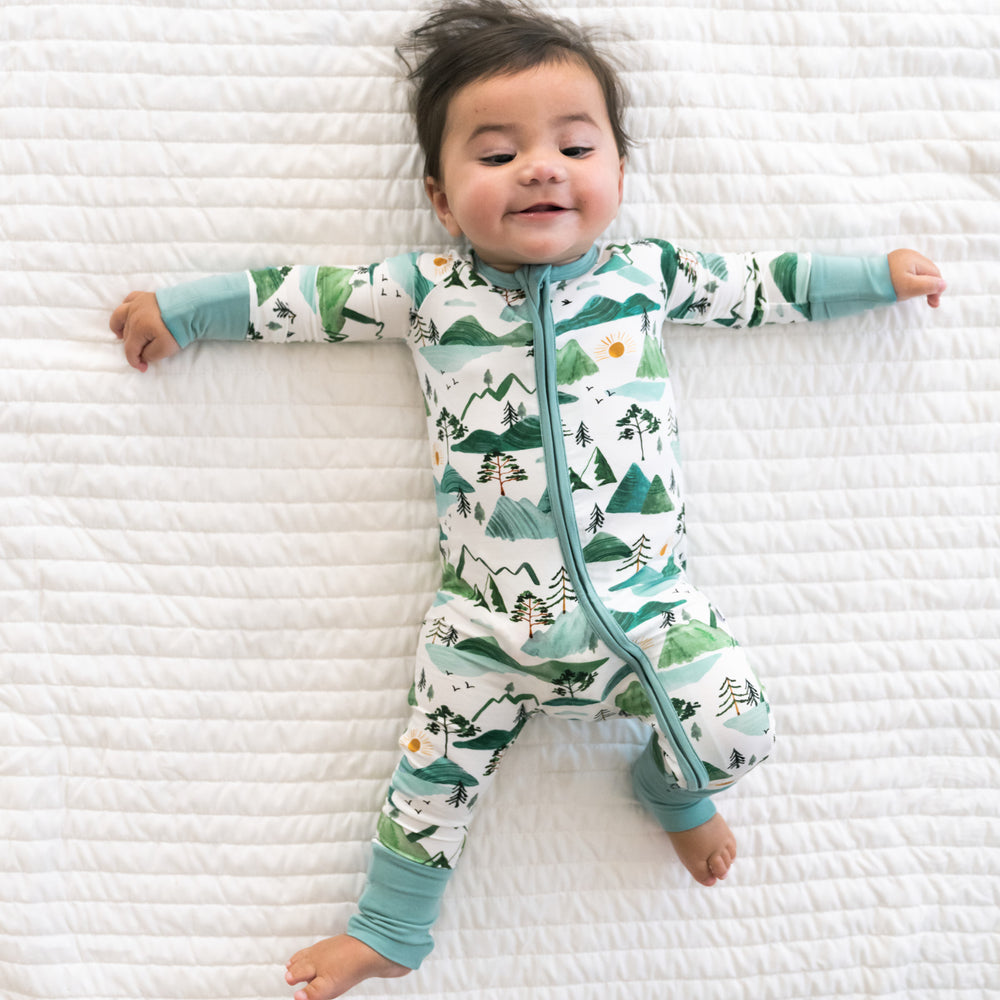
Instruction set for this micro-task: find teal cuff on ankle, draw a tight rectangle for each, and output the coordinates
[632,735,717,833]
[346,842,454,970]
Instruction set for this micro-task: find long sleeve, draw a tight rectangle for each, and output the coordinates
[645,241,896,329]
[156,255,424,349]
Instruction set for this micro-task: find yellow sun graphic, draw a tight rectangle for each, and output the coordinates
[399,728,434,757]
[594,332,635,361]
[428,254,454,279]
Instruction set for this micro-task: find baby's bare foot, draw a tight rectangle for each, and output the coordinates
[666,812,737,886]
[285,934,410,1000]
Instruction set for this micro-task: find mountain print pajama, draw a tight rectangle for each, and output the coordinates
[157,239,896,967]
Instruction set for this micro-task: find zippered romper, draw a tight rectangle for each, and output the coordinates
[158,239,896,968]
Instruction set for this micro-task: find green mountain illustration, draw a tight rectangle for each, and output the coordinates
[606,465,673,515]
[376,814,449,867]
[460,372,537,421]
[609,560,684,596]
[425,635,607,684]
[635,333,670,379]
[607,463,651,512]
[438,314,533,347]
[554,292,659,334]
[521,605,599,657]
[611,598,685,634]
[454,545,540,586]
[452,416,543,453]
[439,464,475,494]
[582,532,632,562]
[391,755,480,799]
[485,495,557,540]
[555,339,599,385]
[656,620,737,670]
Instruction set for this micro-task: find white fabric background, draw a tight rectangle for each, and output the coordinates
[2,1,998,998]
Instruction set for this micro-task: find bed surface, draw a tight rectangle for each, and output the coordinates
[2,1,998,998]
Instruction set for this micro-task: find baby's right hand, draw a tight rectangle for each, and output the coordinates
[109,291,180,372]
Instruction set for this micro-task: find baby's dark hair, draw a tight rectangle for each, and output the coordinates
[399,0,632,180]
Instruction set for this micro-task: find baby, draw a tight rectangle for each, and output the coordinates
[110,1,946,997]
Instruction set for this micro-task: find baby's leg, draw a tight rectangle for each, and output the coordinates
[285,934,409,1000]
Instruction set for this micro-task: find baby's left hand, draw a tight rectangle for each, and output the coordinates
[888,249,946,308]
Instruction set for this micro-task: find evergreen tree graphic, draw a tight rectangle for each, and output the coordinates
[717,677,757,717]
[510,590,555,638]
[426,618,459,646]
[576,421,593,447]
[477,450,528,496]
[729,748,746,770]
[456,491,471,518]
[587,504,605,534]
[552,668,596,699]
[616,404,661,461]
[547,566,576,613]
[618,534,651,574]
[474,502,485,525]
[436,408,467,464]
[425,704,479,757]
[501,401,519,428]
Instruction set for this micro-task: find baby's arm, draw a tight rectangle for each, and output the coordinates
[887,248,946,307]
[109,291,180,372]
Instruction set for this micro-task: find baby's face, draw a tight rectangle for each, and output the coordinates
[425,58,624,273]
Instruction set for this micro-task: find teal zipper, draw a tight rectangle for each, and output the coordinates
[522,266,708,792]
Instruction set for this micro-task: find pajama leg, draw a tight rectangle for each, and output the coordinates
[629,607,775,831]
[348,636,537,967]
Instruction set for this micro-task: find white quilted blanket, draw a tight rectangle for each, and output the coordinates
[3,2,998,998]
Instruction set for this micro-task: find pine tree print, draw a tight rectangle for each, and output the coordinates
[576,421,593,447]
[587,504,605,534]
[477,450,528,496]
[510,590,555,638]
[619,534,651,574]
[547,566,576,613]
[436,408,467,464]
[456,491,471,517]
[717,677,758,717]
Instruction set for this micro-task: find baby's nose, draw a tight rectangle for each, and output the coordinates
[519,151,567,184]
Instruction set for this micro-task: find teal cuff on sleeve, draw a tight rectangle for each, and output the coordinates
[346,842,454,970]
[808,254,896,321]
[155,272,251,348]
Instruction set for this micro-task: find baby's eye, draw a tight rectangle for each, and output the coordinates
[480,153,515,166]
[561,146,592,158]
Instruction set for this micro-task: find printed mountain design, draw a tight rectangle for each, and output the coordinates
[611,598,685,634]
[485,495,557,540]
[425,635,607,684]
[606,464,674,514]
[614,679,654,717]
[521,605,599,657]
[460,371,536,420]
[438,315,533,347]
[554,292,659,334]
[582,532,633,562]
[439,464,475,494]
[656,620,737,669]
[635,333,670,379]
[608,561,685,596]
[391,755,480,800]
[454,545,541,586]
[452,417,543,453]
[555,339,599,384]
[376,813,450,868]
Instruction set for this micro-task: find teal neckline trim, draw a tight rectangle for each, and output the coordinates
[471,244,601,289]
[519,265,708,792]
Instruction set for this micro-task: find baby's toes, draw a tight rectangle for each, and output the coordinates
[285,954,316,985]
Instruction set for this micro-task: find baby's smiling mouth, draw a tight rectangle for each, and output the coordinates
[517,203,567,214]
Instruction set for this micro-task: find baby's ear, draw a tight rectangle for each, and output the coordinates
[425,176,463,238]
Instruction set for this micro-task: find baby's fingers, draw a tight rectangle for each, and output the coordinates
[109,292,140,339]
